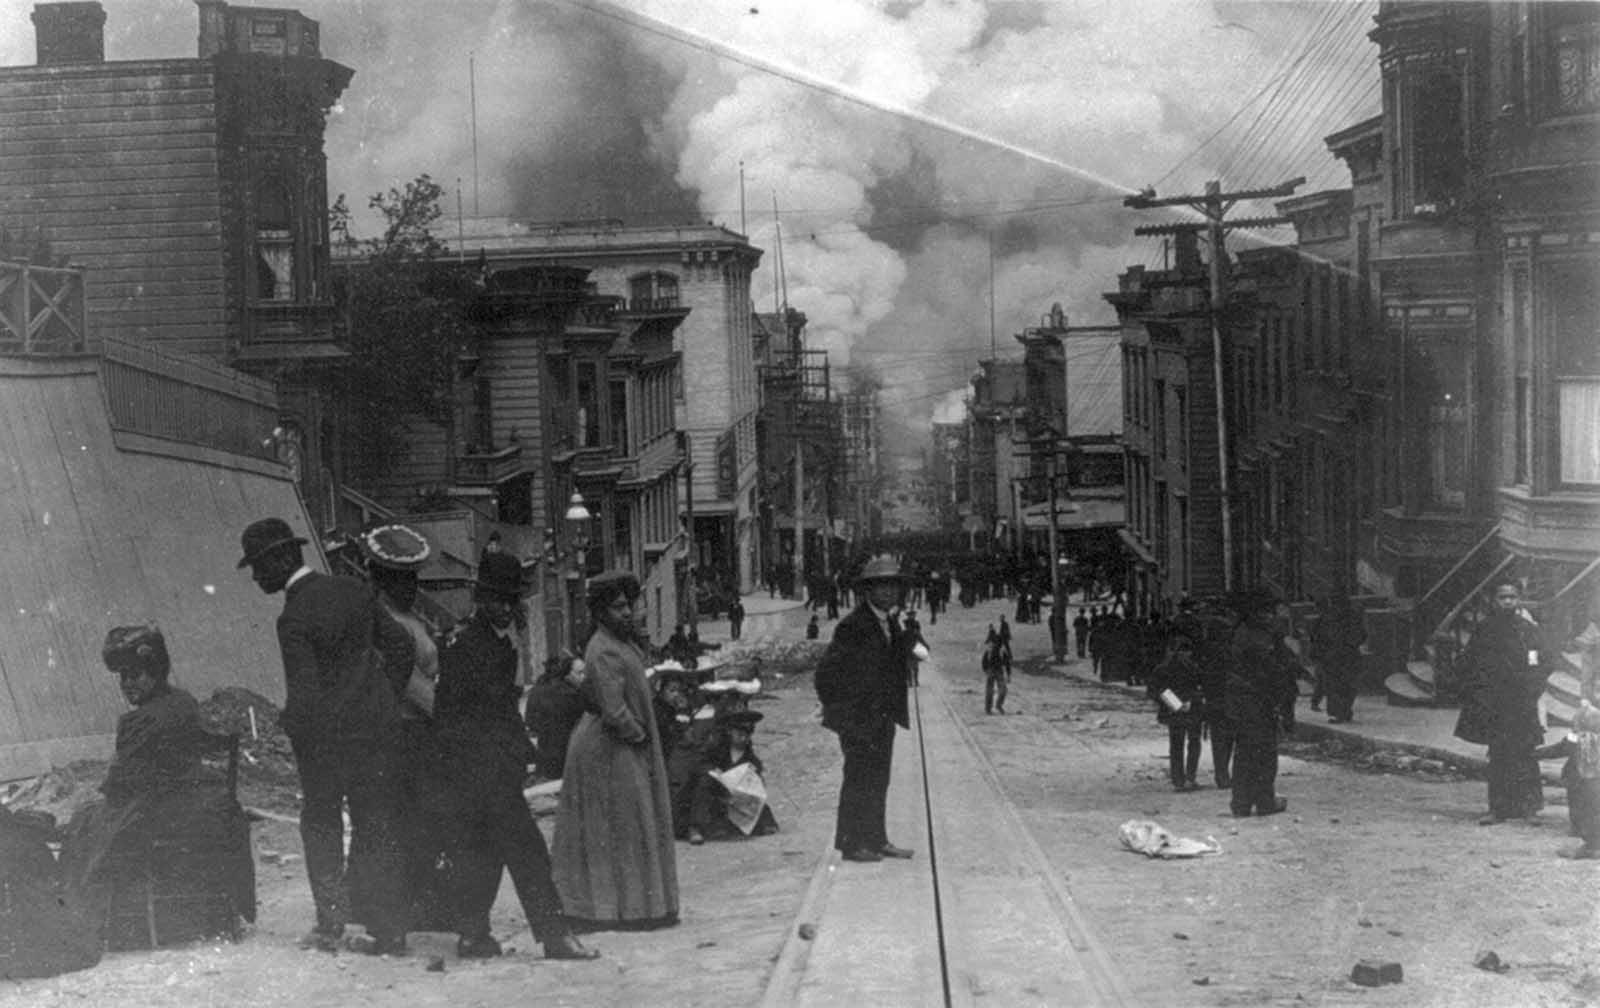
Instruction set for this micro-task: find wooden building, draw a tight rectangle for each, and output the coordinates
[0,1,354,528]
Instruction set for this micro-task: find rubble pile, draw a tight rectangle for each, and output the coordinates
[199,687,300,800]
[712,639,827,689]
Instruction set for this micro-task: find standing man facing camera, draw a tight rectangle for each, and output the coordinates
[814,554,916,863]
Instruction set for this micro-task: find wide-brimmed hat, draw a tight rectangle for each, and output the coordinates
[359,524,431,571]
[475,552,526,601]
[237,517,308,569]
[716,709,763,731]
[854,554,912,586]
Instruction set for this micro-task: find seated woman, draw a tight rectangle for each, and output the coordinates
[680,709,779,845]
[59,625,254,950]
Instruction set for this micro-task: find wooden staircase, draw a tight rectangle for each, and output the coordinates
[1384,523,1506,707]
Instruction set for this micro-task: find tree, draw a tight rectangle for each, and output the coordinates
[330,174,477,476]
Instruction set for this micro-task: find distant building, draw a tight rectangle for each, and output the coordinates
[429,220,764,602]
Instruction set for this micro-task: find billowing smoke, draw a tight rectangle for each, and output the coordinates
[0,0,1377,436]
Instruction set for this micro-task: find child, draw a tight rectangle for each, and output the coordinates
[1534,695,1600,859]
[1148,633,1206,791]
[682,710,778,843]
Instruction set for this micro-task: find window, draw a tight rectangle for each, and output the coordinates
[628,271,680,310]
[254,178,294,301]
[1549,3,1600,115]
[1550,264,1600,486]
[1153,379,1167,460]
[1175,387,1188,470]
[609,378,629,451]
[1512,269,1531,484]
[576,361,600,448]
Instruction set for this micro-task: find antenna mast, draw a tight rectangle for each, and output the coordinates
[469,53,481,216]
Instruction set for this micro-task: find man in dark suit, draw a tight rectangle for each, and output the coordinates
[239,517,412,955]
[427,552,595,960]
[814,554,915,863]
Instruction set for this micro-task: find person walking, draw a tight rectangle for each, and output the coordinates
[238,517,412,955]
[982,629,1009,715]
[1073,608,1090,659]
[1224,590,1299,817]
[427,552,596,961]
[728,597,746,641]
[1457,580,1550,825]
[815,554,916,863]
[553,571,680,930]
[1195,609,1236,789]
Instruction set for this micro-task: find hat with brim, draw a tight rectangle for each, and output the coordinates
[854,554,913,586]
[475,552,526,600]
[359,524,432,571]
[715,709,763,731]
[238,517,309,568]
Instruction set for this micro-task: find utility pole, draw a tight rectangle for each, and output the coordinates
[1123,176,1303,594]
[679,431,697,639]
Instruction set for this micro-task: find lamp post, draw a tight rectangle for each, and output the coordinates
[564,490,592,652]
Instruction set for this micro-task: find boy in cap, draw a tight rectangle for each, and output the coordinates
[238,517,413,955]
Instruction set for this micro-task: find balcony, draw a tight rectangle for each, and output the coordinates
[236,300,346,363]
[0,259,87,353]
[454,442,525,486]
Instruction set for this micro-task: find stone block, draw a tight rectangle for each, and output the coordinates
[1350,959,1403,986]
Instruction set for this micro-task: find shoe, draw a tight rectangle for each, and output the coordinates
[456,934,503,959]
[1186,778,1201,790]
[298,927,343,953]
[1257,797,1288,817]
[1479,814,1506,826]
[1560,846,1600,860]
[1230,809,1253,819]
[688,829,705,845]
[842,847,883,863]
[878,843,914,859]
[541,930,599,961]
[345,933,407,956]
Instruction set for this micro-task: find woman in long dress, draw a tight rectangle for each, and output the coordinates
[552,571,680,930]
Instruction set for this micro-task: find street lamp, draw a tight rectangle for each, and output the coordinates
[564,491,593,651]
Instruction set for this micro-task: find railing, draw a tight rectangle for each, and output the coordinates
[1414,521,1504,651]
[625,295,682,312]
[101,335,280,461]
[0,260,87,353]
[455,442,524,485]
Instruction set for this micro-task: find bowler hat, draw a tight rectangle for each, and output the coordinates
[854,553,913,586]
[237,517,308,569]
[359,523,431,571]
[475,552,525,600]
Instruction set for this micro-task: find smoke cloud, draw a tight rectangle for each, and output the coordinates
[0,0,1378,437]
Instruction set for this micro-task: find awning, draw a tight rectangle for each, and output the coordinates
[1117,528,1157,567]
[1021,497,1125,530]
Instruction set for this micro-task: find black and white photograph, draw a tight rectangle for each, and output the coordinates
[0,0,1597,1004]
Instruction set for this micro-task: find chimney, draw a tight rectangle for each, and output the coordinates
[32,2,106,65]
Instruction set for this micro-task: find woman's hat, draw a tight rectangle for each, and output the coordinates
[103,624,169,674]
[358,524,431,571]
[475,552,526,601]
[716,709,763,731]
[237,517,308,568]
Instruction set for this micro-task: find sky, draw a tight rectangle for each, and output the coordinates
[0,0,1382,429]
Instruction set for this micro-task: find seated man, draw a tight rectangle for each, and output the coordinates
[60,625,254,950]
[680,710,779,845]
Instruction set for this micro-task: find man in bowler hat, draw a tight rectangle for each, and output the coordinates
[814,554,916,863]
[238,517,413,955]
[425,551,596,961]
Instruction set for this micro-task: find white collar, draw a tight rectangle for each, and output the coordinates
[285,566,314,590]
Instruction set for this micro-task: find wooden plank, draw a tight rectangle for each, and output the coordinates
[0,84,218,112]
[0,166,220,192]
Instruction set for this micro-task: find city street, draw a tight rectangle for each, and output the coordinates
[8,588,1598,1007]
